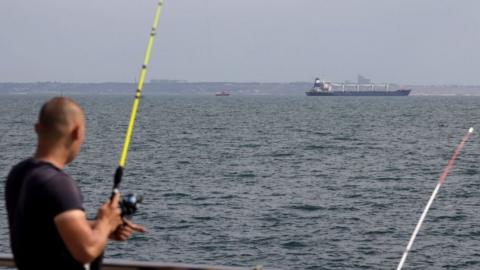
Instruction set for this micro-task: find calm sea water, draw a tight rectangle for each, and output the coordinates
[0,94,479,269]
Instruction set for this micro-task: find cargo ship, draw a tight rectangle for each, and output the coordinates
[215,91,230,96]
[305,78,411,96]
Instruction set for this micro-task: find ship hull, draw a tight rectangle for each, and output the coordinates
[306,89,411,96]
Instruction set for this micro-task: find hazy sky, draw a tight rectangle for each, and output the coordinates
[2,0,480,84]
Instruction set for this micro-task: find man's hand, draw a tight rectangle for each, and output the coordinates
[96,192,122,232]
[110,219,146,241]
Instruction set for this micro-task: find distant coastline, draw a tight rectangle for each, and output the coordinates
[1,81,480,96]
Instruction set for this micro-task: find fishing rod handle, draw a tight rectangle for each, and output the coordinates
[111,166,124,200]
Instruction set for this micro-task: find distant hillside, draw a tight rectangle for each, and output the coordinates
[0,81,311,96]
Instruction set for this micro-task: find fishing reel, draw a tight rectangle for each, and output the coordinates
[119,193,143,218]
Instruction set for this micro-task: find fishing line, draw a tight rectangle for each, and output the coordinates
[112,0,164,195]
[396,127,474,270]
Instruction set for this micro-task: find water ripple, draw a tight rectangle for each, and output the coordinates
[0,95,479,269]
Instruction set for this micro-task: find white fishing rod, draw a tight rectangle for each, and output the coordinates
[397,127,474,270]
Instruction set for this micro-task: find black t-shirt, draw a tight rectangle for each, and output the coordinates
[5,158,85,270]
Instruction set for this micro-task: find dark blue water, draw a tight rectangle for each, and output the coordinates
[1,94,479,269]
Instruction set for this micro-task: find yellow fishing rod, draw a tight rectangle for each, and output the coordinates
[113,0,164,195]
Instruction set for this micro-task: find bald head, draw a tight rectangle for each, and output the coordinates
[37,97,84,140]
[35,97,85,166]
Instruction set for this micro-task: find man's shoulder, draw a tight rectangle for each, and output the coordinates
[9,158,75,191]
[30,163,76,191]
[8,158,58,177]
[17,159,84,214]
[8,158,35,178]
[6,158,37,191]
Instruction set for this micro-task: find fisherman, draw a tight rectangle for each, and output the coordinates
[5,97,145,270]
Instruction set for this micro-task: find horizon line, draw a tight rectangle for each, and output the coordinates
[2,81,480,87]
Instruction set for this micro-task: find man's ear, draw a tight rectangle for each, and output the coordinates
[71,125,80,141]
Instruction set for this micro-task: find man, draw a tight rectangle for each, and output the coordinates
[5,97,144,269]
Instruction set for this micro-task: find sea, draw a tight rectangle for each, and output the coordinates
[0,94,479,269]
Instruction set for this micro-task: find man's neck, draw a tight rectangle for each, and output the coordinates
[34,147,67,170]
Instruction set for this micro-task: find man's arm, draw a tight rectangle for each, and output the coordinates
[109,219,146,241]
[54,193,122,264]
[89,218,146,241]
